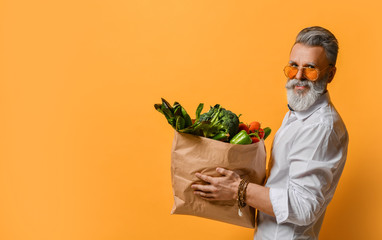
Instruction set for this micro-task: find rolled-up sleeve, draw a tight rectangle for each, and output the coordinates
[269,123,346,226]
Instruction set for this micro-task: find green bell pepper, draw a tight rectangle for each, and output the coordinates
[230,130,252,145]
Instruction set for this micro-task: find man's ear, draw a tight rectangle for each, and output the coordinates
[327,66,336,83]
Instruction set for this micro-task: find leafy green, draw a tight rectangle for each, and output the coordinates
[154,98,193,130]
[179,104,240,140]
[155,99,240,141]
[195,103,204,122]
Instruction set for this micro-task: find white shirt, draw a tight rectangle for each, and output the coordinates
[255,92,349,240]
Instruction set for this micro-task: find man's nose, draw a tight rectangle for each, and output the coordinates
[295,68,305,80]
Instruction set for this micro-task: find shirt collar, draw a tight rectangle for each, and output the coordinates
[292,91,331,121]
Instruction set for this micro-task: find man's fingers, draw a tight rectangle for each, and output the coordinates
[191,183,214,192]
[216,167,227,176]
[193,191,211,197]
[192,183,217,201]
[195,172,214,183]
[216,167,234,177]
[193,191,215,200]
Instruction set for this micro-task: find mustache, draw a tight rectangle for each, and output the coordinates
[285,79,313,89]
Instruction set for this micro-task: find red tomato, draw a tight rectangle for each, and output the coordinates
[249,121,260,133]
[258,128,264,139]
[238,123,250,134]
[251,136,260,143]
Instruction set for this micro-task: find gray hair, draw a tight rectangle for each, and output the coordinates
[295,26,339,66]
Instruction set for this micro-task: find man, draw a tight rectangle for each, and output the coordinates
[191,26,349,239]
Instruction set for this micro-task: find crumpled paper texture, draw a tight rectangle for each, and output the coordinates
[170,131,266,228]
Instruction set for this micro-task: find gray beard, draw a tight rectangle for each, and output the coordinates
[286,77,328,111]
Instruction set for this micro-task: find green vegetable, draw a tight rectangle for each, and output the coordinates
[154,98,193,131]
[181,106,192,127]
[195,103,204,122]
[230,130,252,145]
[198,104,240,138]
[263,127,272,140]
[175,115,185,130]
[212,132,230,142]
[179,104,240,140]
[155,99,244,143]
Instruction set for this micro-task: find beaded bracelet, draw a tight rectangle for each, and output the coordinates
[237,177,249,216]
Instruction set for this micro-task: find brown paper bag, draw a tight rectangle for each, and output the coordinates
[170,131,266,228]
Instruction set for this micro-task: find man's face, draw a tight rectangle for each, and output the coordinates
[285,43,335,111]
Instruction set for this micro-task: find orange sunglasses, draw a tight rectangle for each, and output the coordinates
[284,64,332,81]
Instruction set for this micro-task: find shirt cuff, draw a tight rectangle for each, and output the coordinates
[269,187,288,224]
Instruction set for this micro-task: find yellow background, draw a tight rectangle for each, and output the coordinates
[1,0,382,239]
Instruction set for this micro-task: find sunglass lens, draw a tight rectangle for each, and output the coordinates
[284,66,298,79]
[304,68,319,81]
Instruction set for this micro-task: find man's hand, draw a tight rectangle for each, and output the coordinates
[191,168,241,201]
